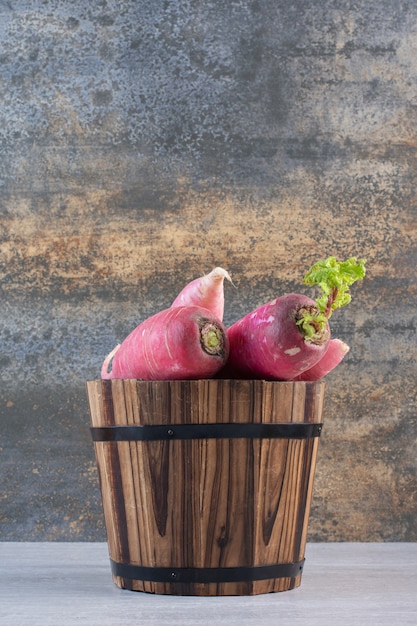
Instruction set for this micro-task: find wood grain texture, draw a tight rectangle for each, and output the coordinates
[86,379,325,595]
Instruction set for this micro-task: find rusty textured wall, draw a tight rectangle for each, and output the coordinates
[1,0,416,541]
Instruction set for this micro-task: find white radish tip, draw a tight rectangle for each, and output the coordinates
[100,344,121,379]
[211,266,234,285]
[336,339,350,354]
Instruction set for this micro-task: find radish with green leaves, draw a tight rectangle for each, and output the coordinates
[222,257,366,381]
[171,266,232,321]
[101,305,229,380]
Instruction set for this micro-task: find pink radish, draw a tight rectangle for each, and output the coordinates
[221,256,365,381]
[221,293,331,380]
[293,338,350,381]
[101,305,229,380]
[171,267,232,321]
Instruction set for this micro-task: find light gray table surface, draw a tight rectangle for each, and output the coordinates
[1,542,416,626]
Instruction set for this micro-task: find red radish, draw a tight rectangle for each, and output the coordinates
[171,267,232,321]
[293,338,350,381]
[221,293,331,380]
[101,305,229,380]
[221,256,365,381]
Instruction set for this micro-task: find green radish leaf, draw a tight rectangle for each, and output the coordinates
[296,256,366,342]
[303,256,366,318]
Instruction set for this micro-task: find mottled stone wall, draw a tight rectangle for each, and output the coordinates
[1,1,416,541]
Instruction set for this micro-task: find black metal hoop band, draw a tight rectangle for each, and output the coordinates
[110,559,305,583]
[91,422,322,442]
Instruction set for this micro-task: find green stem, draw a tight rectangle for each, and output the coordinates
[324,286,339,318]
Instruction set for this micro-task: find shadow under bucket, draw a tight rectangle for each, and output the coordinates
[86,379,325,596]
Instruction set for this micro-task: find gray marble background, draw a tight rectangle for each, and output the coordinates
[1,0,416,541]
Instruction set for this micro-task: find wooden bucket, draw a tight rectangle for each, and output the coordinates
[86,378,325,596]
